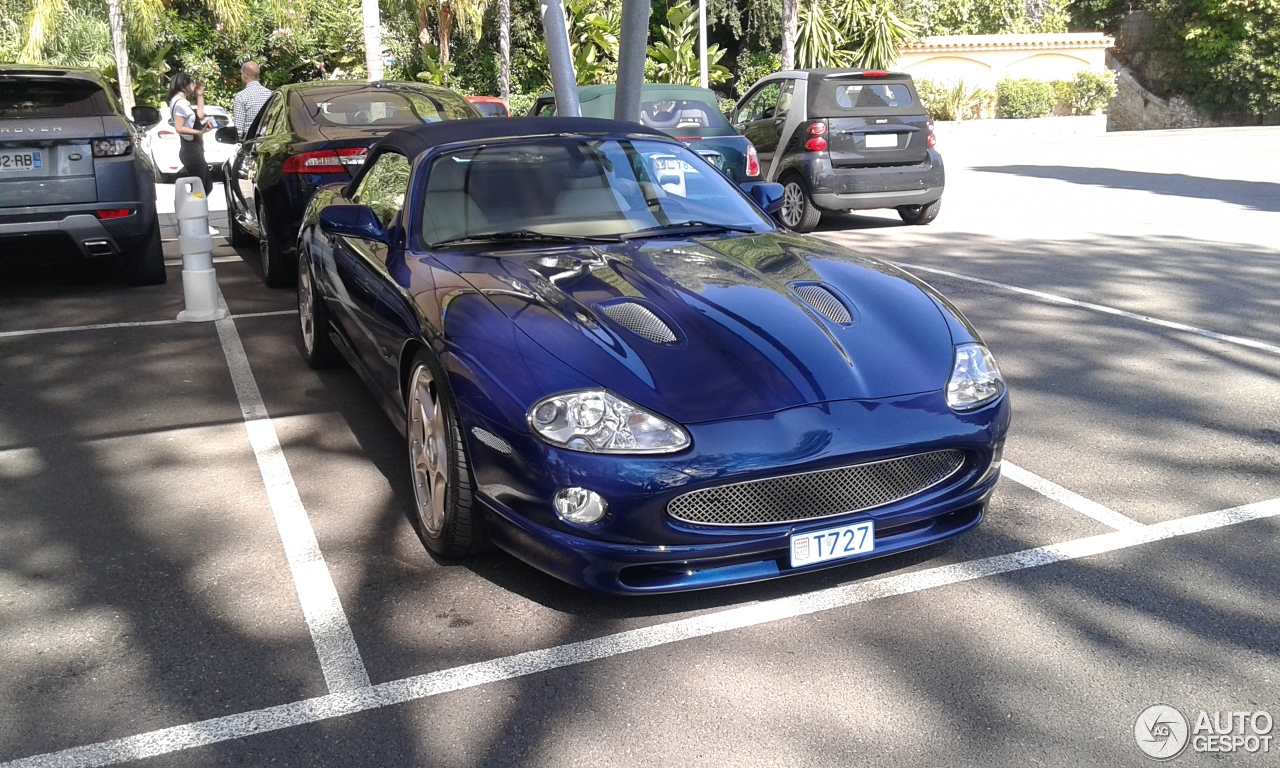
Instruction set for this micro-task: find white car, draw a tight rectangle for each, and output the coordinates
[140,105,237,182]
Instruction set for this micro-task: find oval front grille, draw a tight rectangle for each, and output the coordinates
[599,301,678,344]
[793,284,853,324]
[667,450,966,527]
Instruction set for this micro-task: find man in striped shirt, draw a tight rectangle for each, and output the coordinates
[232,62,272,140]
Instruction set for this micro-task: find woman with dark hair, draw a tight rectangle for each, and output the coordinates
[167,72,213,195]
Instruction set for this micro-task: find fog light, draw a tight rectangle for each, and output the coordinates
[554,487,608,525]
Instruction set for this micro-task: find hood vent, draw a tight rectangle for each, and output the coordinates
[793,284,853,324]
[599,301,678,344]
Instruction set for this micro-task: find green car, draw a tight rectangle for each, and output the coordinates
[529,84,762,184]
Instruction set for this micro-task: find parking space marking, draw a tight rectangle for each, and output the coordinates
[6,495,1277,768]
[213,297,371,694]
[1002,462,1144,530]
[0,311,295,340]
[893,262,1280,356]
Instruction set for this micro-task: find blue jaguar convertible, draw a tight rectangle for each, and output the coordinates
[296,117,1010,594]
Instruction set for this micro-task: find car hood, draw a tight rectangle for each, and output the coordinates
[433,232,956,424]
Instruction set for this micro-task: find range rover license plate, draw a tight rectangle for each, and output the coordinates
[0,149,42,173]
[790,520,874,568]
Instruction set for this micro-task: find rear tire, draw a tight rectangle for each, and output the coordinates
[406,351,486,558]
[297,247,343,370]
[257,202,292,288]
[898,198,942,226]
[125,218,167,286]
[779,175,823,233]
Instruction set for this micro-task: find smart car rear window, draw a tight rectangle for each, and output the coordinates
[834,84,913,110]
[0,78,114,117]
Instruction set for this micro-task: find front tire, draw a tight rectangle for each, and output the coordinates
[297,247,343,369]
[779,175,823,233]
[898,198,942,225]
[257,201,292,288]
[125,218,167,286]
[406,352,485,558]
[226,184,253,247]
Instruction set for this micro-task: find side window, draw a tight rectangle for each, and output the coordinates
[739,83,781,122]
[353,152,412,228]
[536,100,556,117]
[251,95,283,139]
[775,80,796,119]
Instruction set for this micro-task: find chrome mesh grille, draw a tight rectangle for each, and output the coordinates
[600,302,678,343]
[667,450,965,527]
[793,284,852,324]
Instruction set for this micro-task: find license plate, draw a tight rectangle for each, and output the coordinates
[0,149,42,172]
[864,133,897,148]
[790,520,874,568]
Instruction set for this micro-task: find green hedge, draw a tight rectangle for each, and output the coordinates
[995,77,1057,119]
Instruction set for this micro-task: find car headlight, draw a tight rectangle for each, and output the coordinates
[528,390,690,454]
[946,343,1005,411]
[92,137,133,157]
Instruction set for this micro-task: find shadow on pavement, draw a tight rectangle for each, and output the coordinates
[972,165,1280,213]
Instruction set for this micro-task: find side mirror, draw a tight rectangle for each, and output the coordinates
[742,181,784,215]
[215,126,239,144]
[319,205,388,244]
[131,105,160,126]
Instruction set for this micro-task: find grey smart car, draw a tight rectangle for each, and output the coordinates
[732,69,944,232]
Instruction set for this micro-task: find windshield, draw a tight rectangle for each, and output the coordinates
[298,88,473,127]
[421,138,772,246]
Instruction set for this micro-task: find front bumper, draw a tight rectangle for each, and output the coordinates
[464,391,1009,594]
[0,202,156,258]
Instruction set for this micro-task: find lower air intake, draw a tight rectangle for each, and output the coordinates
[667,449,966,527]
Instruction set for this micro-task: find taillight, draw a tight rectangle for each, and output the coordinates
[94,208,134,219]
[745,143,760,177]
[157,130,177,138]
[861,70,889,77]
[926,118,936,148]
[804,121,828,152]
[282,147,368,174]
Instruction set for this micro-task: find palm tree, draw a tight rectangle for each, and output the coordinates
[781,0,797,70]
[497,0,509,101]
[20,0,245,112]
[417,0,488,66]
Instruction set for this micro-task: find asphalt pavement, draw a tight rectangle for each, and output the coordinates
[1,126,1278,767]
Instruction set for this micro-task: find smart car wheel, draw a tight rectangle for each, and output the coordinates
[297,248,342,369]
[406,353,485,557]
[780,176,822,233]
[257,202,292,288]
[898,198,942,226]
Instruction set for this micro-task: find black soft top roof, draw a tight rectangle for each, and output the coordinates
[376,116,673,158]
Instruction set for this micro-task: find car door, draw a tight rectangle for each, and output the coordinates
[733,81,784,172]
[330,150,413,399]
[232,93,284,234]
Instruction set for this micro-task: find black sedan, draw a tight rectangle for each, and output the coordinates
[219,80,479,287]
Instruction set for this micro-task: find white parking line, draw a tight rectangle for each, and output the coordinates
[1002,462,1144,530]
[893,262,1280,357]
[5,495,1277,768]
[213,295,370,694]
[0,311,296,339]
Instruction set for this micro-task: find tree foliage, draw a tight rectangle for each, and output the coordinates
[903,0,1067,36]
[1144,0,1280,116]
[647,0,730,85]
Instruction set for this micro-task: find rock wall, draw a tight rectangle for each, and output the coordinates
[1106,55,1217,131]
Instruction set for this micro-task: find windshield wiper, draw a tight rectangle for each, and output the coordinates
[620,221,757,240]
[431,230,621,247]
